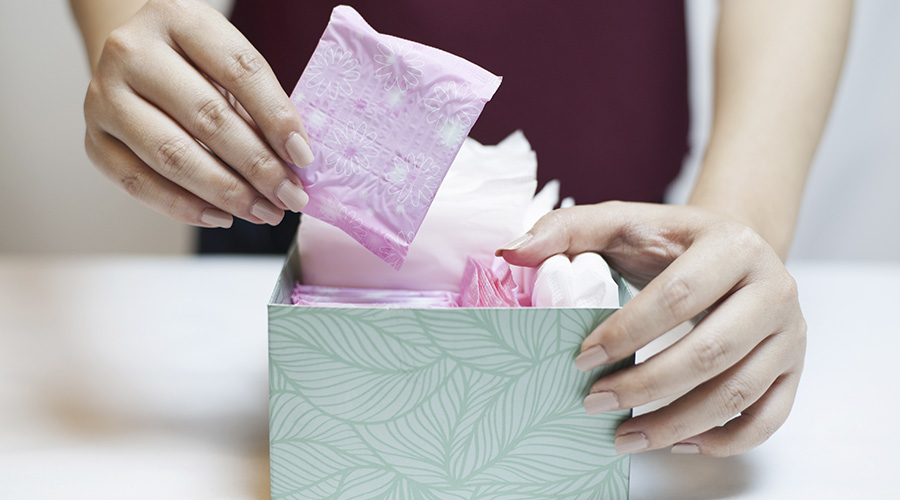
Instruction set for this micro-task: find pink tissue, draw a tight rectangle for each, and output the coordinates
[458,256,520,308]
[289,5,502,270]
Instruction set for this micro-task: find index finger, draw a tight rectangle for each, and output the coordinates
[496,201,702,267]
[575,237,753,371]
[156,0,315,169]
[496,201,762,364]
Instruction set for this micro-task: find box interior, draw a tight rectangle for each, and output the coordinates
[270,241,634,307]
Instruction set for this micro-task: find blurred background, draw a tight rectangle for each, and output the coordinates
[1,0,897,260]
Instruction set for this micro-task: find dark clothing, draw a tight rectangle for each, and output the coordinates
[199,1,690,254]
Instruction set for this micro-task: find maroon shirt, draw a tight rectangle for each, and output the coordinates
[231,0,689,204]
[200,1,689,253]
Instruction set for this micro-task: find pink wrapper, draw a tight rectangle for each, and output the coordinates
[289,6,502,269]
[458,256,520,308]
[291,283,459,308]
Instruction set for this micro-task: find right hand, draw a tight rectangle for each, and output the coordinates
[499,202,807,457]
[83,0,315,228]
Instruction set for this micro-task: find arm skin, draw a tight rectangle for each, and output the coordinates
[70,0,146,72]
[500,0,852,457]
[692,0,853,258]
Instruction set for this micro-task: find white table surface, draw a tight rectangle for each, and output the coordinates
[0,256,897,499]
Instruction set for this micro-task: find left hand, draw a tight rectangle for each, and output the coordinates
[497,201,807,457]
[81,0,314,229]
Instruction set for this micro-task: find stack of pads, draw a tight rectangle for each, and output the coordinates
[288,5,618,309]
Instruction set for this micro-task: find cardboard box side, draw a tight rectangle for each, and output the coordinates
[269,243,302,307]
[612,270,632,306]
[268,306,633,499]
[267,243,635,499]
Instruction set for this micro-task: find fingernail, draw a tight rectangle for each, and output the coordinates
[615,432,649,455]
[574,344,609,372]
[250,199,285,226]
[495,233,533,256]
[200,208,233,229]
[285,132,315,167]
[584,391,619,415]
[671,443,700,455]
[277,180,309,212]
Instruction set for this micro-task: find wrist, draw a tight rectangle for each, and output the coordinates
[686,193,793,261]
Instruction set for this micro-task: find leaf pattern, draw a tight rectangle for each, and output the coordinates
[269,307,632,499]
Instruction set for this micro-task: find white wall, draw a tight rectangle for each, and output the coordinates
[669,0,900,261]
[790,0,900,261]
[0,0,232,255]
[1,1,897,259]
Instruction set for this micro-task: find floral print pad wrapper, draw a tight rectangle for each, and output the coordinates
[288,5,502,270]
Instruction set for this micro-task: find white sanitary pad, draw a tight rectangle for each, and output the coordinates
[532,252,619,308]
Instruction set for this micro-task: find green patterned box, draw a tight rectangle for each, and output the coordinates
[268,245,634,499]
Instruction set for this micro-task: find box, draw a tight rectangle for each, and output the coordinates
[268,244,634,499]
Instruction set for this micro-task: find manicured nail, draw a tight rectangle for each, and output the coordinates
[671,443,700,455]
[277,180,309,212]
[615,432,649,455]
[200,208,233,228]
[285,132,315,167]
[250,199,285,226]
[584,391,619,415]
[574,344,609,372]
[495,233,533,256]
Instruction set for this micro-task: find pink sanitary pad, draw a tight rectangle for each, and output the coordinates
[291,284,459,308]
[297,132,537,292]
[292,255,519,308]
[458,256,520,308]
[289,5,502,269]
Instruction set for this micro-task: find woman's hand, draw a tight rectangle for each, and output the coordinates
[498,201,807,457]
[81,0,314,228]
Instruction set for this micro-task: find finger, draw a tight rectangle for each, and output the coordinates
[99,87,283,226]
[672,370,802,457]
[495,204,624,266]
[584,284,774,413]
[610,333,803,455]
[574,233,760,371]
[495,201,701,267]
[124,42,308,214]
[157,0,315,169]
[209,79,256,130]
[86,129,233,228]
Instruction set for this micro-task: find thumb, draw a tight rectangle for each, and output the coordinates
[496,202,631,267]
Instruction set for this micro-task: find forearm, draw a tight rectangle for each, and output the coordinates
[69,0,148,71]
[688,0,852,259]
